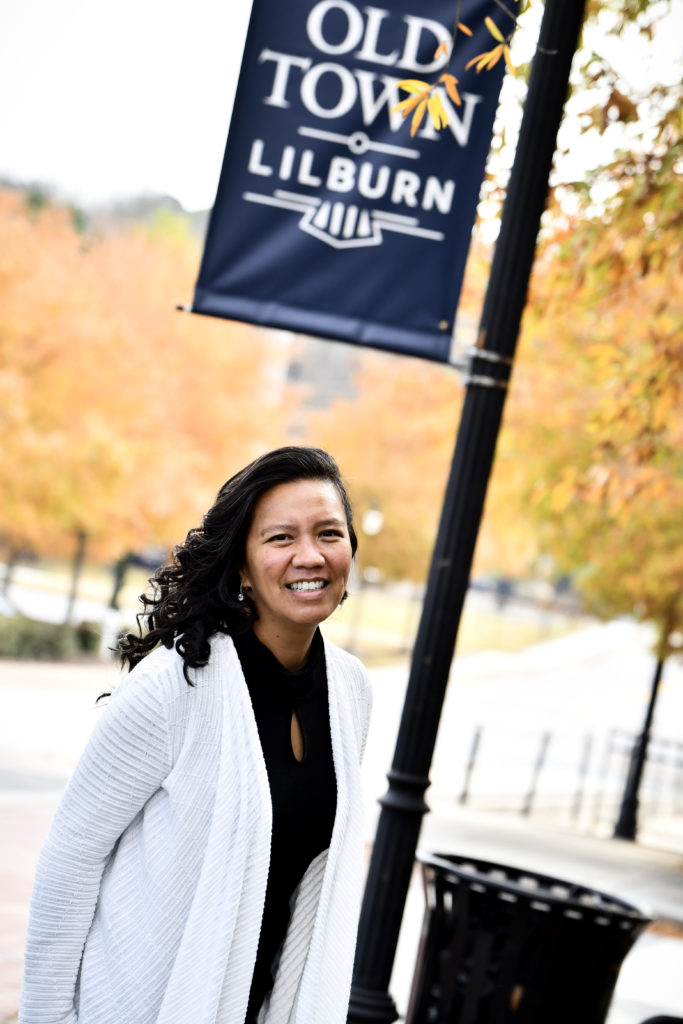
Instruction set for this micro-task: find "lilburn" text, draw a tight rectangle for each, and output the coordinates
[248,139,456,212]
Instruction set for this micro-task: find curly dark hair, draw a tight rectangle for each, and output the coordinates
[118,446,357,683]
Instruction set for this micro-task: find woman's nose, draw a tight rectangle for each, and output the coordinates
[292,536,325,566]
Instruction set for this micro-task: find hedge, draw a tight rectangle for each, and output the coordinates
[0,615,103,660]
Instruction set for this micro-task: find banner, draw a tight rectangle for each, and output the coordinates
[192,0,514,363]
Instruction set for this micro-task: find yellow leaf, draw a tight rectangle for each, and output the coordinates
[433,41,450,59]
[485,44,504,70]
[485,16,505,43]
[466,49,495,72]
[458,22,473,36]
[427,93,449,131]
[390,93,424,118]
[440,73,462,106]
[410,98,428,137]
[395,79,432,95]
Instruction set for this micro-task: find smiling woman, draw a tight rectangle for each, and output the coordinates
[19,447,372,1024]
[241,477,354,668]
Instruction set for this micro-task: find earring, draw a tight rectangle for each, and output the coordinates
[237,582,245,603]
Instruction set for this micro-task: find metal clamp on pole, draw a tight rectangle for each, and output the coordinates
[461,346,513,390]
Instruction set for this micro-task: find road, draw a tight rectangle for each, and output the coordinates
[363,618,683,845]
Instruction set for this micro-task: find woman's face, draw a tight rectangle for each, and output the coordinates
[240,478,353,645]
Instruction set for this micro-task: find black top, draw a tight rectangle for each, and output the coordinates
[233,627,337,1023]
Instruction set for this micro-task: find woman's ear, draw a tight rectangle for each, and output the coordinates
[236,572,251,605]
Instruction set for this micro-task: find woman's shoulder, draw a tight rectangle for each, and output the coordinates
[106,641,187,711]
[322,635,360,668]
[128,639,186,684]
[95,633,242,769]
[128,631,236,681]
[322,637,371,693]
[109,631,240,708]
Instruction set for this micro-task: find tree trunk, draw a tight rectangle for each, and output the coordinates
[64,530,87,626]
[1,546,19,595]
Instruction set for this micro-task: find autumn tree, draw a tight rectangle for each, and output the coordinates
[0,190,296,583]
[304,0,682,615]
[479,55,682,653]
[388,0,682,590]
[304,347,462,582]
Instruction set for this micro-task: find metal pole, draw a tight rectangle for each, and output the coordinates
[521,730,552,817]
[591,729,615,830]
[571,733,593,824]
[675,744,683,816]
[613,656,665,841]
[348,2,587,1019]
[458,725,482,805]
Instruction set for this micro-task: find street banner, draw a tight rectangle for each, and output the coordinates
[192,0,515,362]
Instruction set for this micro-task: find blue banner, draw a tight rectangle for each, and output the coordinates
[192,0,515,363]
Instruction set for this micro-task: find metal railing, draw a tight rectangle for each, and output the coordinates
[450,724,683,844]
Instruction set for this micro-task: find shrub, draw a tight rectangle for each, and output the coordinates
[0,616,78,659]
[75,619,102,654]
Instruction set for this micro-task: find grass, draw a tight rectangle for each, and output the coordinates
[324,584,582,664]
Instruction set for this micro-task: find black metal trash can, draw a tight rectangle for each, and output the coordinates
[405,852,651,1024]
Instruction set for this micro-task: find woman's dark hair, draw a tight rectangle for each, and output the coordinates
[118,446,357,683]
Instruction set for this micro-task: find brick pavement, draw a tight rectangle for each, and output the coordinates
[0,798,59,1023]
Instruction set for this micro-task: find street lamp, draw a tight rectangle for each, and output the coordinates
[613,656,664,841]
[613,630,682,841]
[362,508,384,539]
[347,508,384,655]
[347,2,588,1018]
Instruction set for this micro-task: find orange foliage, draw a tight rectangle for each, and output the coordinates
[485,149,683,649]
[303,349,462,582]
[0,190,294,562]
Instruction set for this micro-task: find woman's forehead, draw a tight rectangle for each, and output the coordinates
[251,479,345,526]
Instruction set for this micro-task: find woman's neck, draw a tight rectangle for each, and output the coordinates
[252,621,317,671]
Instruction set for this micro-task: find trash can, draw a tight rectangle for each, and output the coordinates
[405,852,651,1024]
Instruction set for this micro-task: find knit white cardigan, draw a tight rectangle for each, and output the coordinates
[19,632,372,1024]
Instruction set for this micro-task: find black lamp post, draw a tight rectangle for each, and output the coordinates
[348,1,587,1019]
[347,508,384,656]
[613,655,665,841]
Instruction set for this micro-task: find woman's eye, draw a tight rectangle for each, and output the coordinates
[268,533,290,542]
[321,529,343,538]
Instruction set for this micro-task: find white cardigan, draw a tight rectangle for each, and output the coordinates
[19,632,372,1024]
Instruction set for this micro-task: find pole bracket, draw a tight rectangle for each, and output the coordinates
[461,345,513,390]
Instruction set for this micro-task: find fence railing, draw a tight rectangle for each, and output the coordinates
[447,724,683,845]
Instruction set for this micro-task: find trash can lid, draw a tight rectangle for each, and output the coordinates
[418,851,652,928]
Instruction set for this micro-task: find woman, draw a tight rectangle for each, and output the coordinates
[20,446,372,1024]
